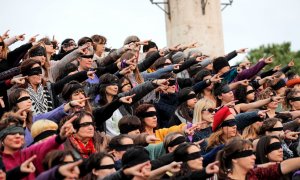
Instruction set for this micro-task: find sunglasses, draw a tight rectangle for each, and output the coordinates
[202,108,215,113]
[78,122,95,128]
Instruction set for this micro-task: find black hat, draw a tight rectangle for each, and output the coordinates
[122,146,150,169]
[142,41,158,53]
[213,57,230,73]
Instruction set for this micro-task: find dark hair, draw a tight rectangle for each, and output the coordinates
[259,118,281,135]
[213,82,229,107]
[135,103,156,132]
[86,152,114,179]
[287,71,297,80]
[177,88,195,123]
[57,63,78,81]
[173,143,199,177]
[59,38,75,53]
[20,59,45,87]
[78,37,93,46]
[59,110,94,132]
[108,134,133,151]
[118,77,133,93]
[8,88,33,129]
[255,135,281,164]
[285,88,300,109]
[142,41,158,53]
[43,150,75,170]
[118,115,141,134]
[98,74,119,106]
[216,138,253,179]
[234,85,255,104]
[194,69,211,83]
[91,34,107,51]
[145,51,156,59]
[152,57,168,70]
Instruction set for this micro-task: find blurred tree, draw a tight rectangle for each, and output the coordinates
[247,42,300,73]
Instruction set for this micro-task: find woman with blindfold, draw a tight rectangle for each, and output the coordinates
[96,73,168,136]
[234,84,257,104]
[108,135,135,170]
[256,136,284,164]
[7,87,80,146]
[20,59,93,113]
[217,138,300,180]
[172,142,219,179]
[61,111,109,159]
[207,106,240,152]
[87,152,116,180]
[135,103,194,144]
[258,118,296,160]
[0,113,75,179]
[286,88,300,111]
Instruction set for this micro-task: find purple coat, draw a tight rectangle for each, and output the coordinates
[233,60,266,82]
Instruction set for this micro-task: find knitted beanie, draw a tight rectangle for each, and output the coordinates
[213,57,230,73]
[124,35,140,45]
[172,52,186,64]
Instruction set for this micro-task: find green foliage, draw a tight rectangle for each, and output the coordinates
[247,42,300,73]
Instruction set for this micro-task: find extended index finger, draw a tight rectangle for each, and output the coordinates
[66,115,78,124]
[24,155,37,164]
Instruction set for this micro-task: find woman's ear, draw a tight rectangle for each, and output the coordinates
[92,168,99,176]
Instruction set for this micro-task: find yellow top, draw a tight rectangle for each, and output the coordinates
[153,123,186,144]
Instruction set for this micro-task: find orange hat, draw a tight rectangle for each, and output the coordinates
[286,78,300,88]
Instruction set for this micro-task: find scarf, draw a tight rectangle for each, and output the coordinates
[27,84,53,115]
[69,135,96,159]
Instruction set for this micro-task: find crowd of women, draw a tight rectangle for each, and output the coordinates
[1,30,300,180]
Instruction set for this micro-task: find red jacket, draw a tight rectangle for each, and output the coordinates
[1,135,64,180]
[246,164,282,180]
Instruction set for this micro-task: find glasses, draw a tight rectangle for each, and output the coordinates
[202,108,215,113]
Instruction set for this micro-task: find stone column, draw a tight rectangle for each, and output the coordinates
[165,0,224,57]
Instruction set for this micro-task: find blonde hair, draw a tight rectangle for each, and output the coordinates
[242,123,260,140]
[31,119,58,139]
[207,128,241,150]
[192,98,215,124]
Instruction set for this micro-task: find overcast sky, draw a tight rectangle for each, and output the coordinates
[1,0,299,62]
